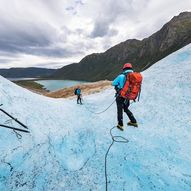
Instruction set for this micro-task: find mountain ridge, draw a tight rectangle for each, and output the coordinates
[52,11,191,81]
[0,67,56,78]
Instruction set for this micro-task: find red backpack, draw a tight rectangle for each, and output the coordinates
[120,72,143,101]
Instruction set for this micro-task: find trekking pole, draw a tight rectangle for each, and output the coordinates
[0,124,30,133]
[0,108,28,129]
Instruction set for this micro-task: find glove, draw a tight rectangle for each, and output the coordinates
[114,86,121,97]
[114,86,120,92]
[115,92,118,97]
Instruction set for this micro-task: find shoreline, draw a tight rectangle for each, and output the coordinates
[13,79,112,98]
[13,80,49,95]
[45,80,111,98]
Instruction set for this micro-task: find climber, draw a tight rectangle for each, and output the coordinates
[74,87,82,104]
[112,63,142,130]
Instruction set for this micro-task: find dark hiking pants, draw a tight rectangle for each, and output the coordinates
[77,95,82,104]
[116,96,137,126]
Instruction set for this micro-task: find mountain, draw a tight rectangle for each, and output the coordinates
[52,11,191,81]
[0,44,191,190]
[0,67,56,78]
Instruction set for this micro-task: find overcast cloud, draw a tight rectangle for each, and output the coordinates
[0,0,190,68]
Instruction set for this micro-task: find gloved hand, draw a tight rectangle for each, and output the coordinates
[115,92,119,97]
[114,86,120,92]
[114,86,121,97]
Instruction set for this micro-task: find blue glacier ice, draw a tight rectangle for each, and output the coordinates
[0,44,191,191]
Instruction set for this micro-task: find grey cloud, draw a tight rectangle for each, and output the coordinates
[90,20,118,38]
[66,6,75,11]
[108,29,118,37]
[0,20,56,53]
[0,3,93,59]
[0,20,91,60]
[90,0,156,39]
[0,0,138,59]
[0,19,85,58]
[27,46,84,58]
[75,0,84,6]
[0,51,20,58]
[90,21,110,38]
[0,58,15,64]
[90,0,134,38]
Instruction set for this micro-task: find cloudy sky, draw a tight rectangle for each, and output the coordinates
[0,0,190,69]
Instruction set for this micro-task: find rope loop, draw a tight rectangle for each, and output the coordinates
[105,126,129,191]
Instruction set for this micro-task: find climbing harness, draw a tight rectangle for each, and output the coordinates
[105,126,129,191]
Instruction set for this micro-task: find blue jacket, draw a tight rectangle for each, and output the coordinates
[112,69,133,89]
[76,88,81,95]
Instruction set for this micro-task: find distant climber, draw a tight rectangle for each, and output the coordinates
[112,63,142,130]
[74,87,82,104]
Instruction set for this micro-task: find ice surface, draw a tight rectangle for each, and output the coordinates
[0,44,191,190]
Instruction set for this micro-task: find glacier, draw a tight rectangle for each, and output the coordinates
[0,44,191,191]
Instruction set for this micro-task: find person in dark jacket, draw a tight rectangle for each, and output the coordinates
[112,63,138,130]
[75,87,82,104]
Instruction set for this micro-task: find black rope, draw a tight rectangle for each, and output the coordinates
[105,126,129,191]
[4,119,22,139]
[83,98,116,115]
[13,129,22,139]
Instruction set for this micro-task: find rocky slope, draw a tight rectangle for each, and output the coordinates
[52,12,191,81]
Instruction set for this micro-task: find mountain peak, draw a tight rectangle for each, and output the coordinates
[51,11,191,81]
[174,11,191,19]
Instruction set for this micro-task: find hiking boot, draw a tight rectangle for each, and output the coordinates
[117,124,124,131]
[127,121,138,128]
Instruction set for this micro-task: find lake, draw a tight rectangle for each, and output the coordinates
[35,80,87,91]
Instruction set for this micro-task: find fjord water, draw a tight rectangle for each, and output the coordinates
[35,80,86,91]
